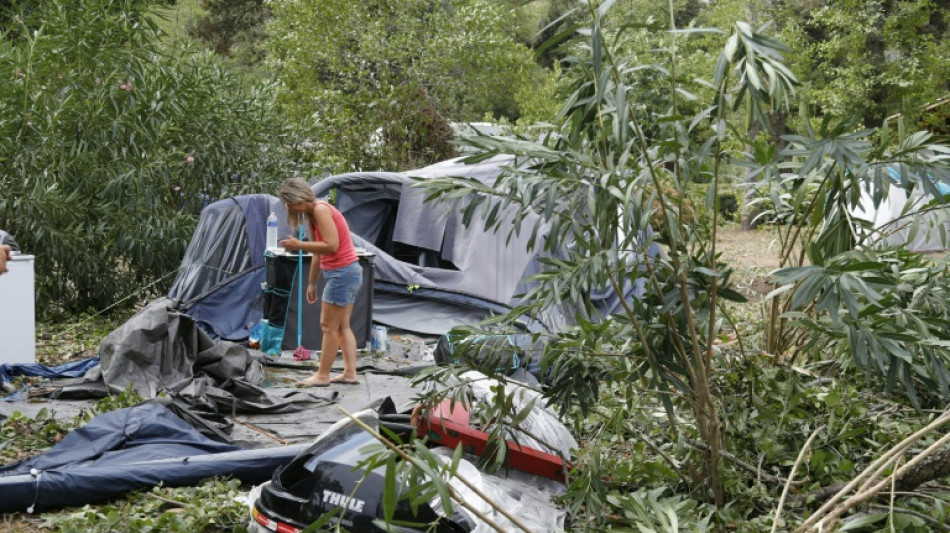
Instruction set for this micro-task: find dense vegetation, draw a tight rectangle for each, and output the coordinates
[3,0,950,531]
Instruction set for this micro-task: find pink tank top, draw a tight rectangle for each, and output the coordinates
[311,201,358,270]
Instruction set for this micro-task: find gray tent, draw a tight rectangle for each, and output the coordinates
[167,155,643,340]
[310,155,572,335]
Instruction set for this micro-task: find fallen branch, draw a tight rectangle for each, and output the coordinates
[896,447,950,491]
[866,504,950,532]
[146,493,187,508]
[792,427,950,507]
[234,418,288,445]
[796,412,950,532]
[687,440,804,487]
[771,426,823,533]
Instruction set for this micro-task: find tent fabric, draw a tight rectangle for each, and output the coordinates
[372,291,506,336]
[0,357,100,387]
[0,402,308,513]
[392,181,448,251]
[850,166,950,252]
[165,154,647,338]
[0,403,239,476]
[168,194,289,340]
[853,185,950,252]
[57,298,336,415]
[311,155,554,333]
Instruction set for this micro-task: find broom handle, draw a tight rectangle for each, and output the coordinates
[297,217,303,347]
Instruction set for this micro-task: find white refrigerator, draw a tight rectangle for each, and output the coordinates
[0,254,36,364]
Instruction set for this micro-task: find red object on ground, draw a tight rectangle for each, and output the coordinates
[292,346,311,361]
[414,399,570,483]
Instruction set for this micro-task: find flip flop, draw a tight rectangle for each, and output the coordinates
[296,379,330,388]
[331,378,360,386]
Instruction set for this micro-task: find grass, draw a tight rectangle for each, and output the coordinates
[35,313,129,367]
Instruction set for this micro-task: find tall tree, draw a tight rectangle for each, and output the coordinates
[187,0,269,65]
[0,0,290,313]
[770,0,950,128]
[265,0,547,172]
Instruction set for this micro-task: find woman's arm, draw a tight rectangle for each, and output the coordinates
[306,257,321,304]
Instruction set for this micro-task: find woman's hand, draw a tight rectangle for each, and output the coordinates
[306,283,318,304]
[279,235,303,252]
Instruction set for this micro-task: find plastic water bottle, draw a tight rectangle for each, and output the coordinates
[371,325,388,353]
[266,212,278,251]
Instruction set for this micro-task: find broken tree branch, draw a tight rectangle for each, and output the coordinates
[796,412,950,532]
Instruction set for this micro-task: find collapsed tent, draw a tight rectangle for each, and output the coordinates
[168,194,285,341]
[851,166,950,252]
[309,155,567,335]
[1,357,99,390]
[0,403,309,513]
[166,155,647,340]
[53,298,337,419]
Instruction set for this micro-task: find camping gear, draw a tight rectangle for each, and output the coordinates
[0,403,310,513]
[414,399,569,482]
[292,219,311,361]
[250,405,568,533]
[0,252,35,364]
[265,252,375,351]
[166,156,653,341]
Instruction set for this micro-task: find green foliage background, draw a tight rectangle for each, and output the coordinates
[0,0,290,314]
[265,0,551,172]
[2,0,950,531]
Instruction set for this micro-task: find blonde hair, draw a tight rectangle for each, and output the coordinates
[278,178,316,230]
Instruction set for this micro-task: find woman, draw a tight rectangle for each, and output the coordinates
[278,178,363,387]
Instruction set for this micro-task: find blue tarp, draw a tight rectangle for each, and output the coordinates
[168,194,284,341]
[0,403,306,512]
[0,357,100,387]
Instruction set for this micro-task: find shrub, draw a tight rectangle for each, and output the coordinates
[0,0,291,315]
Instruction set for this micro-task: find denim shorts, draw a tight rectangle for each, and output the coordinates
[322,262,362,306]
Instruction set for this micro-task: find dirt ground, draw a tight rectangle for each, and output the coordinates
[715,224,784,299]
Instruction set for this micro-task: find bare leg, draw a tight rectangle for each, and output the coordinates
[334,303,358,382]
[299,300,344,385]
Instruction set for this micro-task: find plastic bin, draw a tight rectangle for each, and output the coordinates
[262,251,375,350]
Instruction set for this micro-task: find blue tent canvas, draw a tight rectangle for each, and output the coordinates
[167,156,650,339]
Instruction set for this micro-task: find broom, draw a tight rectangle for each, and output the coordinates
[293,216,311,361]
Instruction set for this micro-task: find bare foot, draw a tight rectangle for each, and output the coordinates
[329,375,360,385]
[297,376,331,387]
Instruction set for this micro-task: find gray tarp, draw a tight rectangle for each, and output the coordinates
[58,298,336,415]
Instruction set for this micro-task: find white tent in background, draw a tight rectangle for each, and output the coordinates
[851,167,950,252]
